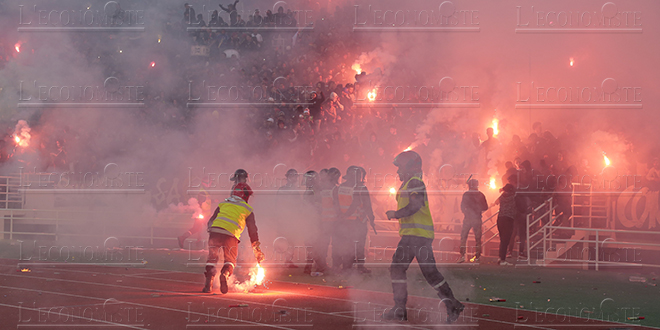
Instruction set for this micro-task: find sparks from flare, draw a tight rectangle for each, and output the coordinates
[491,118,499,137]
[255,264,265,285]
[367,89,376,102]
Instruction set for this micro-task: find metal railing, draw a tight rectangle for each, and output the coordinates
[524,198,559,265]
[0,175,25,209]
[1,208,193,244]
[481,210,500,246]
[540,226,660,270]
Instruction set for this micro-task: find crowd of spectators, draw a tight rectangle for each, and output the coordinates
[0,1,653,200]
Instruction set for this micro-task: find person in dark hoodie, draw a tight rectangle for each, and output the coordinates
[494,183,517,266]
[458,179,488,263]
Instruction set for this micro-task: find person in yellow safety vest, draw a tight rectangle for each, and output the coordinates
[203,180,265,294]
[312,167,341,276]
[383,151,465,323]
[183,168,249,249]
[337,165,375,274]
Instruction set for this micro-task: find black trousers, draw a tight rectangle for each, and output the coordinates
[390,235,453,307]
[497,216,515,261]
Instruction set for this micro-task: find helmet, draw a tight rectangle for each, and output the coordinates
[303,170,317,188]
[327,167,341,184]
[393,150,422,173]
[343,165,361,182]
[230,169,249,182]
[285,168,298,178]
[231,183,253,202]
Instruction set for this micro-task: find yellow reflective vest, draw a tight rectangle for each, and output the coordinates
[396,176,434,239]
[210,197,254,240]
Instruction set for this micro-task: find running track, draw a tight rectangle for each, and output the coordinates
[0,259,653,329]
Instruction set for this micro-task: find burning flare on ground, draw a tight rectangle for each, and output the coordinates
[367,89,376,102]
[19,268,31,273]
[603,153,611,167]
[488,177,497,190]
[225,263,266,293]
[352,63,362,74]
[469,256,477,262]
[255,264,265,285]
[491,118,499,137]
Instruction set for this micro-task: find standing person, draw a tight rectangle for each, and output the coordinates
[313,168,341,276]
[383,151,464,323]
[337,166,375,274]
[219,0,240,26]
[302,170,321,274]
[277,169,300,268]
[308,91,325,132]
[457,179,488,263]
[494,184,516,266]
[203,181,265,294]
[180,170,246,248]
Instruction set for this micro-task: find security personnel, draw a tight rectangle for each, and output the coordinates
[184,169,248,249]
[302,170,321,274]
[337,166,375,273]
[277,168,301,268]
[204,180,265,294]
[384,151,464,323]
[313,167,341,275]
